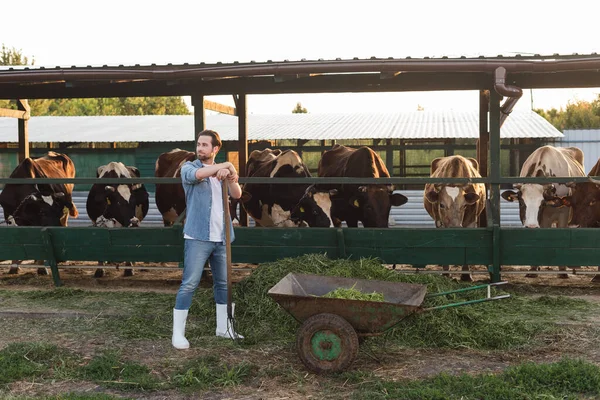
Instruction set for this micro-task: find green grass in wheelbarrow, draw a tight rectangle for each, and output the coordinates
[320,284,385,302]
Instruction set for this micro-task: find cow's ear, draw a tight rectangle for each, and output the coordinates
[390,193,408,207]
[467,157,480,171]
[329,189,339,196]
[128,167,141,178]
[464,192,480,205]
[241,191,252,203]
[501,190,518,202]
[105,186,116,193]
[430,158,443,174]
[425,189,439,204]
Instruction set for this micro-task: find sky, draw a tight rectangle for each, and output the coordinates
[2,0,599,115]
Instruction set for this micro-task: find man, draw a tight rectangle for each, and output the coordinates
[172,130,244,350]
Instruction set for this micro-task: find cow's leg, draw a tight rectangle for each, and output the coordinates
[346,218,359,228]
[556,213,570,279]
[558,265,569,279]
[94,261,105,278]
[123,261,134,277]
[442,265,451,278]
[460,264,473,282]
[8,260,20,274]
[592,266,600,283]
[35,260,49,275]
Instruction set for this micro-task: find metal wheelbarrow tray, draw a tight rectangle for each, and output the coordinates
[268,272,509,374]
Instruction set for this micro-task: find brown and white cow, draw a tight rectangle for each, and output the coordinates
[424,155,487,281]
[0,151,78,274]
[154,149,239,227]
[501,145,585,278]
[548,158,600,281]
[86,161,150,278]
[318,144,408,228]
[241,148,335,227]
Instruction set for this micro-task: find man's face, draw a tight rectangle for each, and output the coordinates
[196,136,218,162]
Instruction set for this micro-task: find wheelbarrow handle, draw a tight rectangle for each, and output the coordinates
[421,294,511,312]
[424,281,508,298]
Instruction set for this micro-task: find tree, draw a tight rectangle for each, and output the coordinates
[292,102,308,113]
[0,44,190,115]
[535,96,600,130]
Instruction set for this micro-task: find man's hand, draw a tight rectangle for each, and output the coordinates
[215,168,231,181]
[226,172,239,183]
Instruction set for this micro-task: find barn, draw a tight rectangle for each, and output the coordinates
[0,109,561,227]
[1,54,600,284]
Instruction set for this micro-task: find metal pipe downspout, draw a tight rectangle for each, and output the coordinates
[494,67,523,127]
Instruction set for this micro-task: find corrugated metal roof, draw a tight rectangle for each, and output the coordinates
[0,109,562,143]
[556,129,600,173]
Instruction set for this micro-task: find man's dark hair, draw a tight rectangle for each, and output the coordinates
[197,130,222,149]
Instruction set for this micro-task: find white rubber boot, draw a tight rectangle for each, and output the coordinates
[172,308,190,349]
[216,303,245,339]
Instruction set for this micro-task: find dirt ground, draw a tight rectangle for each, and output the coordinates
[1,261,600,399]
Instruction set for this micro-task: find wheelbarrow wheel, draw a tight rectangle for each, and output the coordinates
[296,313,359,374]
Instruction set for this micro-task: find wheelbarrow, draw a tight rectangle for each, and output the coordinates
[268,273,510,374]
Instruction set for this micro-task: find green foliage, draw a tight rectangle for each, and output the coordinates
[0,44,31,66]
[172,355,256,390]
[321,285,385,302]
[0,342,72,385]
[350,358,600,399]
[535,96,600,130]
[80,350,158,390]
[292,102,308,113]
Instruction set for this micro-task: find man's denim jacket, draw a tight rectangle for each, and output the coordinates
[180,159,235,244]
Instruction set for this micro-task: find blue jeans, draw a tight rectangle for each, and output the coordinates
[174,239,228,310]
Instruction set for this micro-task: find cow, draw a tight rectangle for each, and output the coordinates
[547,158,600,282]
[86,161,150,278]
[423,155,487,281]
[501,145,585,278]
[317,144,408,228]
[155,149,242,227]
[241,148,335,227]
[0,151,78,275]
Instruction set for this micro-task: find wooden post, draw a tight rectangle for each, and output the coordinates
[191,94,206,142]
[489,89,502,282]
[236,94,249,226]
[477,90,489,178]
[477,90,489,228]
[385,139,394,176]
[17,99,30,163]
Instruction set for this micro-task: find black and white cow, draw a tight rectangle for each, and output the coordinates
[241,149,335,227]
[86,161,149,277]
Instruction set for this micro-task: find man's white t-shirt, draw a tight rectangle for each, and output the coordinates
[184,176,224,242]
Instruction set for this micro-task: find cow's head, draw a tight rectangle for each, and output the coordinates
[9,191,74,226]
[90,163,149,228]
[547,181,600,227]
[290,186,337,227]
[425,185,481,227]
[349,186,408,228]
[501,183,558,228]
[95,184,147,227]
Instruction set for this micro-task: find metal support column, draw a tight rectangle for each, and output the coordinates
[17,99,30,163]
[489,89,502,282]
[191,94,206,142]
[236,94,249,226]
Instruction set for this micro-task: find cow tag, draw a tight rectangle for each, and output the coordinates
[353,199,360,208]
[299,207,305,212]
[106,197,111,205]
[62,206,69,216]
